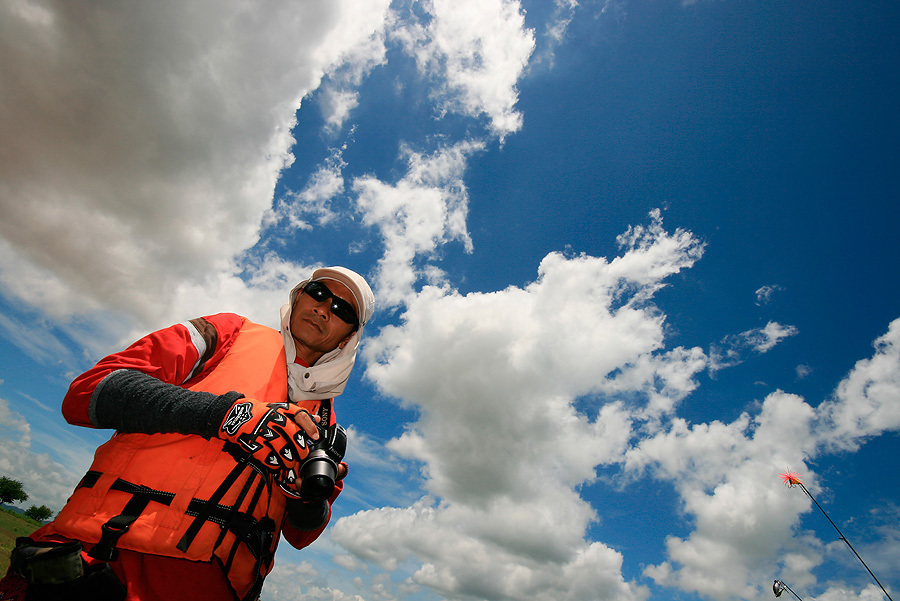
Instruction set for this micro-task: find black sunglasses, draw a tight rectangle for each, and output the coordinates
[302,281,359,327]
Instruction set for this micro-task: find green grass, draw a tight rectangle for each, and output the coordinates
[0,508,41,575]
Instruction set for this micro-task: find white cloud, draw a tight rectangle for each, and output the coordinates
[271,149,348,232]
[628,391,818,599]
[0,397,88,511]
[795,364,812,380]
[354,141,483,308]
[815,317,900,451]
[322,89,363,134]
[0,0,390,331]
[547,0,580,47]
[261,561,365,601]
[815,584,890,601]
[709,321,799,373]
[161,254,317,332]
[756,285,783,306]
[397,0,535,139]
[330,213,703,601]
[318,20,390,134]
[753,322,799,353]
[333,500,647,601]
[623,316,900,600]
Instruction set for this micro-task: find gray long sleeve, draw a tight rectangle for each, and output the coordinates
[90,369,243,438]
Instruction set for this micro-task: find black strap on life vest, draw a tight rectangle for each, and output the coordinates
[222,472,268,573]
[171,437,295,601]
[176,454,249,553]
[87,477,176,561]
[209,464,260,557]
[221,470,274,601]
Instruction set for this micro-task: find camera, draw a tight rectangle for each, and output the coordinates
[297,422,347,501]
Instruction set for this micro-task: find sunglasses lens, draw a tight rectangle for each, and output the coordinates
[306,282,327,300]
[330,300,356,324]
[303,281,358,326]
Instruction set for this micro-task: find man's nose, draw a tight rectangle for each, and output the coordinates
[312,300,332,318]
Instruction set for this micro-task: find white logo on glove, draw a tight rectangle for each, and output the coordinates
[221,402,254,436]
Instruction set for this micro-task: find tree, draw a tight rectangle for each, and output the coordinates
[24,505,53,522]
[0,476,28,504]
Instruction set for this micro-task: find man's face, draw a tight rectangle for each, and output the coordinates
[289,280,359,365]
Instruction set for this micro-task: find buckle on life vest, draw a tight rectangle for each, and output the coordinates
[87,479,176,562]
[89,517,134,562]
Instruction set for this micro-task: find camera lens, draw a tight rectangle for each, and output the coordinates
[299,457,336,500]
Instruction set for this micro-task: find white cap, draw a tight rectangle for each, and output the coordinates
[309,266,375,327]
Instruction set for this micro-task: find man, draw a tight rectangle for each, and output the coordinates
[2,267,374,601]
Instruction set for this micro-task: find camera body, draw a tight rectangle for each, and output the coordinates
[296,422,347,501]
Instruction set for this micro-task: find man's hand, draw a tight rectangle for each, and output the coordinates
[280,410,349,496]
[218,399,308,486]
[290,412,349,483]
[291,409,322,441]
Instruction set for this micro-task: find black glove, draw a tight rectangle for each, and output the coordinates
[286,498,330,531]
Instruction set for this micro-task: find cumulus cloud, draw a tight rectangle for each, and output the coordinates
[328,212,704,601]
[0,397,90,510]
[333,191,895,601]
[0,0,535,343]
[397,0,535,139]
[321,89,363,135]
[162,254,318,332]
[354,141,483,308]
[624,317,900,599]
[815,317,900,451]
[270,149,348,232]
[318,21,390,134]
[629,391,818,598]
[815,584,890,601]
[333,500,647,601]
[0,0,390,330]
[262,561,365,601]
[597,345,708,427]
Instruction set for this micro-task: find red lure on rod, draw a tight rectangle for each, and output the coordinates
[778,470,893,601]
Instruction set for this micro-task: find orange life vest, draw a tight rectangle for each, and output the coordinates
[46,319,323,600]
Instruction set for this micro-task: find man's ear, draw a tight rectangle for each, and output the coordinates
[338,334,353,350]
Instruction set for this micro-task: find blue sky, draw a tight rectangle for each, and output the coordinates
[1,1,899,601]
